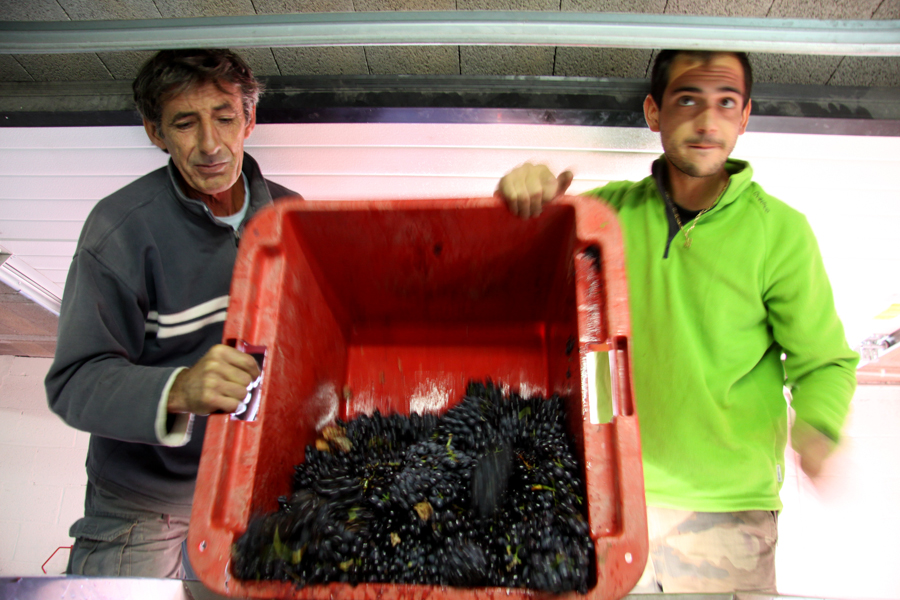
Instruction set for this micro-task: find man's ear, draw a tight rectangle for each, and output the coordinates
[738,98,752,135]
[143,118,168,152]
[644,95,661,133]
[243,105,257,139]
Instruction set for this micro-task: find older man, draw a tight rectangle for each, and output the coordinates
[497,50,858,593]
[46,49,296,578]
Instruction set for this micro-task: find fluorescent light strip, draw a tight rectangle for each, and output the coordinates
[1,12,898,56]
[0,253,62,316]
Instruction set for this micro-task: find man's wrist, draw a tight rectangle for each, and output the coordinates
[158,367,192,445]
[166,367,191,413]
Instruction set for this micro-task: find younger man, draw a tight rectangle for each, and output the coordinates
[497,50,858,593]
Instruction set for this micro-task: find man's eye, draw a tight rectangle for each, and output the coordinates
[174,122,192,130]
[677,97,695,106]
[720,98,738,108]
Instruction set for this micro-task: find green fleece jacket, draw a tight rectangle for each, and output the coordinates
[587,157,858,512]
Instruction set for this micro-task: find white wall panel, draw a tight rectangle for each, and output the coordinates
[0,200,98,222]
[0,149,171,177]
[0,121,899,348]
[0,176,158,200]
[733,130,900,161]
[0,241,77,257]
[249,123,664,152]
[770,188,900,217]
[0,126,158,149]
[0,221,84,242]
[251,146,658,182]
[749,156,898,193]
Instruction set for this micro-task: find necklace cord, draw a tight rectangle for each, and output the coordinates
[665,180,728,249]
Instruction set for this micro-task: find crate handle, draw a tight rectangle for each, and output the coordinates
[225,339,267,422]
[574,244,606,346]
[585,335,634,424]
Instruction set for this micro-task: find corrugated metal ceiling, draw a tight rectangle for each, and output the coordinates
[1,0,899,86]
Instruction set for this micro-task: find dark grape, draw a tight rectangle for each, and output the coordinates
[231,381,595,593]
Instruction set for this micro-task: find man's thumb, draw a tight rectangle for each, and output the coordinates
[558,171,574,197]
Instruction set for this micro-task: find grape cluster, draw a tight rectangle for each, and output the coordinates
[232,381,595,593]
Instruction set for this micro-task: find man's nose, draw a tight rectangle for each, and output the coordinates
[197,119,220,154]
[695,104,717,133]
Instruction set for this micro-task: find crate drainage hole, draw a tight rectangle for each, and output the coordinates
[625,552,633,564]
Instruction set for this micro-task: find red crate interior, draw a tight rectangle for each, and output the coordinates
[189,197,646,600]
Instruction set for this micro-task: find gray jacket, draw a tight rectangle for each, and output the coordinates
[46,153,296,516]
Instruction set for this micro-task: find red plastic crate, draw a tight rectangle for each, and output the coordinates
[188,196,646,599]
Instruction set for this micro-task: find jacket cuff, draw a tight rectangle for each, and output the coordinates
[156,367,194,447]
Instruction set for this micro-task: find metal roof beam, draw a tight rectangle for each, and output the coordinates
[4,76,899,136]
[1,11,899,56]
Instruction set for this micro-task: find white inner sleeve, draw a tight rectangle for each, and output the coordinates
[156,366,194,447]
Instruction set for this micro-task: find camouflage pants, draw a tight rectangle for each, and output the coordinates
[630,507,778,594]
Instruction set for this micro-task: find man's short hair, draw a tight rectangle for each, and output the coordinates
[133,49,261,129]
[649,50,753,109]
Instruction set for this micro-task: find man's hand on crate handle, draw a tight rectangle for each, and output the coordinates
[496,163,573,219]
[791,418,837,480]
[167,344,261,415]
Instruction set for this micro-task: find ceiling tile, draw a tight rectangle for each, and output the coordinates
[665,0,772,16]
[56,0,161,19]
[354,0,455,9]
[461,46,555,76]
[12,54,112,82]
[0,0,69,20]
[272,47,368,75]
[561,0,666,13]
[749,53,843,85]
[94,48,283,80]
[0,56,34,82]
[874,0,900,19]
[366,47,459,75]
[234,48,282,77]
[96,50,157,80]
[458,0,558,9]
[647,48,660,73]
[555,47,653,78]
[767,0,882,19]
[153,0,255,17]
[829,56,900,87]
[253,0,352,11]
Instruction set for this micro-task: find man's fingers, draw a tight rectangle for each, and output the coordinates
[190,376,250,415]
[557,170,574,196]
[508,178,531,218]
[168,344,262,415]
[523,169,549,217]
[497,163,573,219]
[529,192,543,219]
[205,364,256,396]
[197,355,256,391]
[496,176,517,210]
[199,394,244,415]
[208,344,261,381]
